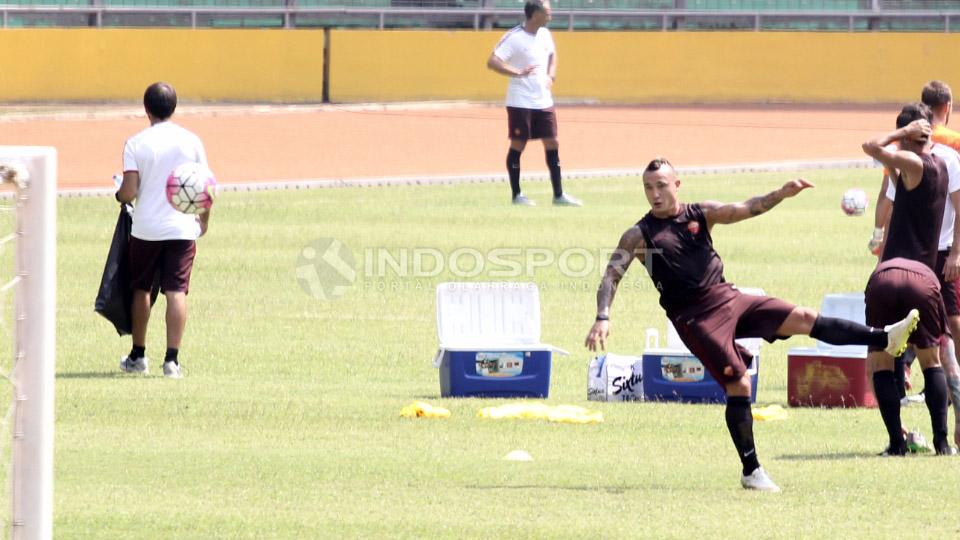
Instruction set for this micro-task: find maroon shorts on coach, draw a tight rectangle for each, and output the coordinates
[506,107,558,140]
[865,261,947,351]
[129,237,197,294]
[668,283,795,385]
[934,249,960,316]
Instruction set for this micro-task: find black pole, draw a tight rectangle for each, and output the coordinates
[322,27,331,104]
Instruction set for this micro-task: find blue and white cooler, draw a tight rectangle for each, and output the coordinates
[432,282,568,398]
[641,287,764,403]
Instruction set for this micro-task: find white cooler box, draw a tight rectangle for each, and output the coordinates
[432,282,568,398]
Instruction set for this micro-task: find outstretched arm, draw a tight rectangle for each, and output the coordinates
[702,178,814,228]
[862,120,928,190]
[585,226,645,352]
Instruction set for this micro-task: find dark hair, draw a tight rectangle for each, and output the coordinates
[644,157,674,173]
[921,80,953,109]
[524,0,545,19]
[895,102,932,129]
[143,82,177,120]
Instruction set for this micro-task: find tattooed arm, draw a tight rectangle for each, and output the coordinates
[585,226,645,352]
[702,178,815,229]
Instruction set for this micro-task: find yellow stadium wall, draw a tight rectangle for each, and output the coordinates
[0,29,325,102]
[330,30,960,104]
[2,29,959,103]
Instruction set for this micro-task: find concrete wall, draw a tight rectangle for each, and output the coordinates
[3,28,959,104]
[0,29,324,101]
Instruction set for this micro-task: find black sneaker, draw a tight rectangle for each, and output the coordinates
[878,444,907,457]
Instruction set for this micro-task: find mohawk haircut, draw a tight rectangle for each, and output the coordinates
[645,157,674,173]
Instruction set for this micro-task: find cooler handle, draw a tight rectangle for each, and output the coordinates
[432,349,444,368]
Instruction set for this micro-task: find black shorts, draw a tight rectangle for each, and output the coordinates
[129,237,197,294]
[506,106,558,140]
[668,283,795,385]
[934,249,959,316]
[865,263,946,351]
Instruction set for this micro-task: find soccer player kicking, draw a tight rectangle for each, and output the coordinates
[862,104,955,455]
[584,158,919,492]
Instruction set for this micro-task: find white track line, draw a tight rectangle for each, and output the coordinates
[48,158,876,199]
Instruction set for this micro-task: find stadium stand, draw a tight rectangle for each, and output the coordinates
[0,0,958,29]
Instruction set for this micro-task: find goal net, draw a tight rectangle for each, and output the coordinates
[0,147,56,540]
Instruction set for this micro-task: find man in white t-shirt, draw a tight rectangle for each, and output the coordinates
[115,82,211,379]
[486,0,581,207]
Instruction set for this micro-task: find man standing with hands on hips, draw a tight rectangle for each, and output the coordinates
[486,0,581,207]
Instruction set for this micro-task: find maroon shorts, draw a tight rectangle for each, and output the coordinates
[668,283,796,385]
[934,249,960,316]
[129,237,197,294]
[506,106,558,140]
[865,264,946,351]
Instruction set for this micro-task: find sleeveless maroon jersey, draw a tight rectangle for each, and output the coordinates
[882,152,949,270]
[637,203,725,313]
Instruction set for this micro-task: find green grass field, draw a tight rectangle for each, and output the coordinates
[34,169,960,537]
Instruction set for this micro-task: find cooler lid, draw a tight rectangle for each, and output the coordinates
[817,292,867,355]
[436,282,541,346]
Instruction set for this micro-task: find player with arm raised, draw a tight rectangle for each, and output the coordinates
[862,103,953,455]
[585,158,919,492]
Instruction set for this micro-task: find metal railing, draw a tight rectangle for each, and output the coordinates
[1,5,958,29]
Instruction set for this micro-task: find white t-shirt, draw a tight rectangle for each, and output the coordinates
[493,25,556,110]
[885,143,960,251]
[123,121,207,241]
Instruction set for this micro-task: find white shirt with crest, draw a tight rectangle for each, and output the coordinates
[493,25,556,110]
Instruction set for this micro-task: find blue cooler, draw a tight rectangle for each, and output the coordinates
[640,287,764,404]
[641,350,759,403]
[432,282,568,398]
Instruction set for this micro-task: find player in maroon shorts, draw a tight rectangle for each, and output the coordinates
[584,158,920,492]
[864,258,953,455]
[862,105,954,455]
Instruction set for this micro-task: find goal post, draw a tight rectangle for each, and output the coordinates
[0,147,56,540]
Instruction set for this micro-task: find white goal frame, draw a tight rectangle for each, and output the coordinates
[0,147,56,540]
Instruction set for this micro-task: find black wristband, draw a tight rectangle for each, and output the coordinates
[595,314,609,321]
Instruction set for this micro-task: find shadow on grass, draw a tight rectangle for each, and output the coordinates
[776,452,874,461]
[466,484,662,494]
[56,372,129,379]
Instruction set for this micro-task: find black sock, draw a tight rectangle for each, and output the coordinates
[725,396,760,476]
[893,354,907,400]
[921,367,949,452]
[506,149,522,197]
[873,370,905,453]
[129,345,145,360]
[810,315,887,348]
[545,149,563,198]
[165,347,179,365]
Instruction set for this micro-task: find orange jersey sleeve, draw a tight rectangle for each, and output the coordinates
[933,124,960,152]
